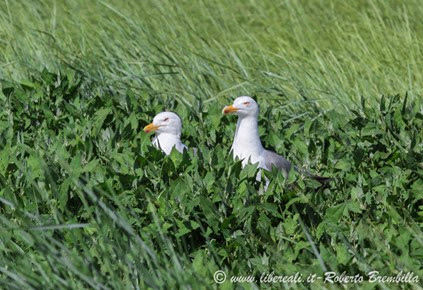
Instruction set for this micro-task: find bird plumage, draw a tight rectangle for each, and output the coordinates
[223,96,330,184]
[144,112,187,155]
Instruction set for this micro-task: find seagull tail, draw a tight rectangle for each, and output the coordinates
[311,175,333,184]
[294,166,333,184]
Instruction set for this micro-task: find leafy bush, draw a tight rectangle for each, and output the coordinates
[0,70,422,288]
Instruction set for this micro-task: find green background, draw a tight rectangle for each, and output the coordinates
[0,1,422,289]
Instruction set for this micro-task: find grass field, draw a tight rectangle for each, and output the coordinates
[1,0,423,289]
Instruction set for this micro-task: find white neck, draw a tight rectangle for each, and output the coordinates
[232,115,264,165]
[153,133,185,155]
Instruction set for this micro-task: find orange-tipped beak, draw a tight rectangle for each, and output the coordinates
[143,123,160,133]
[222,105,238,115]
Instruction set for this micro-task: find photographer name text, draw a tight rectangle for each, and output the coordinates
[213,270,419,284]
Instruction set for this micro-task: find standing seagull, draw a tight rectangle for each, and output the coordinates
[222,96,331,183]
[143,112,187,155]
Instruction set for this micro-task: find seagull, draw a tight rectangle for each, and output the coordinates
[222,96,331,184]
[143,112,187,155]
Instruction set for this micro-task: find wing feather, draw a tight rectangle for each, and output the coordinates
[262,150,332,184]
[262,150,292,175]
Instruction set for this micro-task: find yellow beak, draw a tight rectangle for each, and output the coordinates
[222,105,238,115]
[143,123,160,133]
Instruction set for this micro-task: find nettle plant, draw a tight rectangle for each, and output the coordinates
[0,70,422,288]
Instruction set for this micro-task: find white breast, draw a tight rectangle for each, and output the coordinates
[153,133,187,155]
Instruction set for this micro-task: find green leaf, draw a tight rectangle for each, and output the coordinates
[324,203,346,224]
[336,244,350,265]
[334,159,351,171]
[92,107,112,136]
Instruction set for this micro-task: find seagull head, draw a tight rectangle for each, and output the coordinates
[143,112,182,137]
[222,96,259,118]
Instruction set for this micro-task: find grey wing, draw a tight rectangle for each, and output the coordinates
[262,150,292,176]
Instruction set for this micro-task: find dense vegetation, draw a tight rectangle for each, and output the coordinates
[1,0,422,289]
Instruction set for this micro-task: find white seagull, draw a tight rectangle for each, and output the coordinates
[223,96,331,184]
[143,112,187,155]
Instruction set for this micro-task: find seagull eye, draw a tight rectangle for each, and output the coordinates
[243,102,250,106]
[163,118,169,122]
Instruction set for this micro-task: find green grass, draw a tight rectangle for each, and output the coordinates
[0,1,423,289]
[1,0,423,108]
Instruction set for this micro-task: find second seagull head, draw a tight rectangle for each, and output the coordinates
[222,96,259,118]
